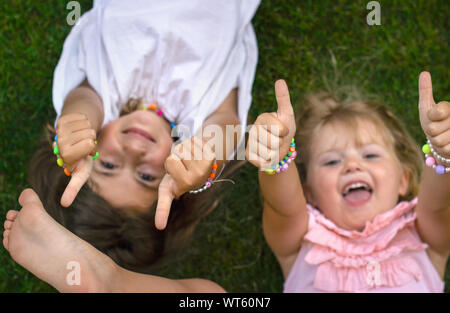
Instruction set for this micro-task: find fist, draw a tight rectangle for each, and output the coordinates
[56,113,97,167]
[418,72,450,157]
[155,136,216,230]
[246,79,296,169]
[56,113,97,207]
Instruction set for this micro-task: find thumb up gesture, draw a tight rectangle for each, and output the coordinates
[246,79,296,169]
[418,72,450,158]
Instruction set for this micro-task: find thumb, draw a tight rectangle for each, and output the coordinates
[418,71,435,115]
[275,79,294,121]
[155,174,177,230]
[18,188,43,207]
[60,159,92,207]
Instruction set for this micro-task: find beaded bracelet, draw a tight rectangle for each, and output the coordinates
[189,160,219,194]
[53,134,99,176]
[264,138,297,175]
[422,140,450,175]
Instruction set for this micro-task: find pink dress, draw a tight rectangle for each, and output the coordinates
[283,198,444,293]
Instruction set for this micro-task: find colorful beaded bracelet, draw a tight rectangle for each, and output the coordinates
[422,141,450,175]
[53,134,98,176]
[264,138,297,175]
[189,160,219,194]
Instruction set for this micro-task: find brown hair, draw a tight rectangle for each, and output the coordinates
[294,92,423,203]
[29,101,242,273]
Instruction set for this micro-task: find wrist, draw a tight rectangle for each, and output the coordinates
[423,139,450,175]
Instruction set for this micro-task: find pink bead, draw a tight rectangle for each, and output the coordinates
[276,168,281,173]
[157,110,163,116]
[281,163,289,171]
[291,151,297,159]
[205,181,212,188]
[287,159,292,164]
[425,156,435,167]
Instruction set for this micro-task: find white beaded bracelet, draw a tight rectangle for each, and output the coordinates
[427,138,450,164]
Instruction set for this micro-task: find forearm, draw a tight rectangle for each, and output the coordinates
[418,164,450,213]
[119,267,225,292]
[195,88,240,171]
[259,162,307,217]
[61,80,104,132]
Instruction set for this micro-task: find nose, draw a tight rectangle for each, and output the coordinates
[123,140,147,158]
[343,154,363,173]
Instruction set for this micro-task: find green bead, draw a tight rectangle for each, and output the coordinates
[288,152,292,156]
[422,144,431,154]
[57,158,64,167]
[92,152,99,160]
[53,145,59,155]
[291,138,295,143]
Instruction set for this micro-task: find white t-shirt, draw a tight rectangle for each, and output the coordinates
[53,0,260,149]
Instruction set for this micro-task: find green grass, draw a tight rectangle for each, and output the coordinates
[0,0,449,292]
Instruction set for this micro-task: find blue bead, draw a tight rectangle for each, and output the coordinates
[271,164,277,170]
[54,135,58,141]
[170,122,176,129]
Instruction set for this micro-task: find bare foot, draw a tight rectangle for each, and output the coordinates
[2,189,121,292]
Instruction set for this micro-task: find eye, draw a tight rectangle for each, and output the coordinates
[365,154,378,159]
[325,160,340,166]
[139,173,155,182]
[101,161,116,170]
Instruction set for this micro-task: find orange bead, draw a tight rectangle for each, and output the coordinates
[64,168,71,176]
[210,173,216,179]
[148,104,157,110]
[212,163,218,170]
[289,147,295,153]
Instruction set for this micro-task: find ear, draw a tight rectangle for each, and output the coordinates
[303,183,315,205]
[398,167,410,197]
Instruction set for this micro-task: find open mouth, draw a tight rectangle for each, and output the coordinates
[342,182,373,206]
[123,127,155,142]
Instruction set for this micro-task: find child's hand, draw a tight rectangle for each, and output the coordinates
[56,113,97,207]
[155,136,215,230]
[418,72,450,158]
[246,79,296,169]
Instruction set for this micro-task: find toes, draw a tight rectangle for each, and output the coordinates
[4,220,13,230]
[2,230,9,250]
[6,210,18,221]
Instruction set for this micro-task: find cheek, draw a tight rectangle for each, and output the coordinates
[155,140,173,165]
[309,167,339,199]
[96,125,118,152]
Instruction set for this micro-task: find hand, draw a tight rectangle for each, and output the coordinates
[155,136,215,230]
[246,79,296,169]
[418,72,450,158]
[56,113,97,207]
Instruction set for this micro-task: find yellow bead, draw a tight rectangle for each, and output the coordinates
[265,168,276,175]
[422,144,431,154]
[57,158,64,167]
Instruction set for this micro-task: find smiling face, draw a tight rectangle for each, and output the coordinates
[89,110,173,215]
[304,118,409,231]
